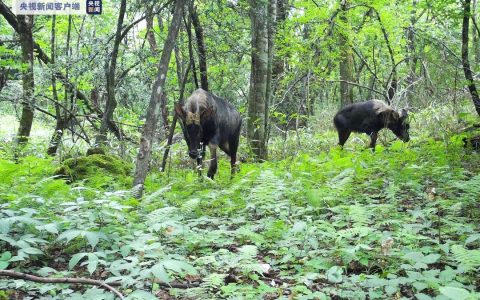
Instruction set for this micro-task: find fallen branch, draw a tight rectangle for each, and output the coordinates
[0,270,124,299]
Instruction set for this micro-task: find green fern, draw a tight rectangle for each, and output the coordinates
[337,226,371,240]
[347,205,371,226]
[250,170,284,205]
[181,198,201,214]
[451,244,480,272]
[201,273,227,289]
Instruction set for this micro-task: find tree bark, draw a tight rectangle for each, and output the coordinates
[47,15,62,156]
[265,0,276,144]
[190,4,208,91]
[146,4,158,52]
[96,0,127,145]
[16,15,35,145]
[133,0,185,198]
[338,0,355,107]
[472,0,479,63]
[406,0,418,97]
[462,0,480,116]
[185,16,199,88]
[248,0,269,160]
[271,0,286,79]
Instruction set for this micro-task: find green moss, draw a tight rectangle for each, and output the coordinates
[55,154,132,187]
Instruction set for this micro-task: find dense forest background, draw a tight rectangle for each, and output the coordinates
[1,0,480,299]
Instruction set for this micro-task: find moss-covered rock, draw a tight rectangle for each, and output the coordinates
[55,154,132,186]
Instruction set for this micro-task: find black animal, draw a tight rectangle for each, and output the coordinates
[333,100,410,149]
[175,88,242,179]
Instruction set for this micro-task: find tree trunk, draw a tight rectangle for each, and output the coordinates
[185,17,199,88]
[133,0,185,198]
[146,4,158,52]
[47,15,61,156]
[190,5,208,91]
[272,0,286,80]
[16,15,35,145]
[338,0,355,107]
[406,0,418,97]
[462,0,480,116]
[96,0,127,145]
[265,0,277,143]
[473,0,480,63]
[248,0,269,160]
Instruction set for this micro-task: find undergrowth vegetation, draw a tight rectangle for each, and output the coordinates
[1,107,480,299]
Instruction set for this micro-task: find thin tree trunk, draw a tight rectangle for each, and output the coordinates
[146,4,158,52]
[185,16,199,88]
[190,5,208,91]
[473,0,480,63]
[272,0,286,80]
[338,0,355,107]
[406,0,418,98]
[265,0,276,144]
[16,15,35,145]
[462,0,480,116]
[161,61,191,173]
[47,15,63,156]
[96,0,127,145]
[248,0,269,160]
[133,0,185,198]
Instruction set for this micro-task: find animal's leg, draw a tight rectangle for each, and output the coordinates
[369,131,378,149]
[201,143,206,159]
[207,144,218,179]
[196,156,203,177]
[230,153,237,178]
[229,131,241,177]
[338,130,351,147]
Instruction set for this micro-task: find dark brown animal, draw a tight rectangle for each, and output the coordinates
[175,88,242,179]
[333,100,410,149]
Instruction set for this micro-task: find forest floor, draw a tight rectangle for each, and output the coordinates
[0,106,480,300]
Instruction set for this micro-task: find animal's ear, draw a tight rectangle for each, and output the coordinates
[400,108,408,119]
[201,106,214,122]
[174,103,186,121]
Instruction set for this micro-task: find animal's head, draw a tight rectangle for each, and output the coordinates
[175,103,214,159]
[390,108,410,142]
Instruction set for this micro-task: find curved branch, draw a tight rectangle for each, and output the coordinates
[0,270,124,299]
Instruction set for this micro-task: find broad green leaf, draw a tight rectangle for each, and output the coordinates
[0,252,11,261]
[326,266,343,283]
[20,247,43,255]
[69,253,87,270]
[0,261,8,270]
[423,254,441,264]
[125,290,157,300]
[415,293,433,300]
[0,220,10,234]
[57,230,81,243]
[87,254,98,275]
[404,252,424,263]
[150,263,170,283]
[44,223,59,234]
[85,232,100,250]
[439,286,471,300]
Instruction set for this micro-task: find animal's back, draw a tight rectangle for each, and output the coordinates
[186,88,241,133]
[334,100,390,133]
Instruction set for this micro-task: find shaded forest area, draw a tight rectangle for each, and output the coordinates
[0,0,480,299]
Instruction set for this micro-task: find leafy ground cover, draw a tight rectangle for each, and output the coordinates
[1,112,480,299]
